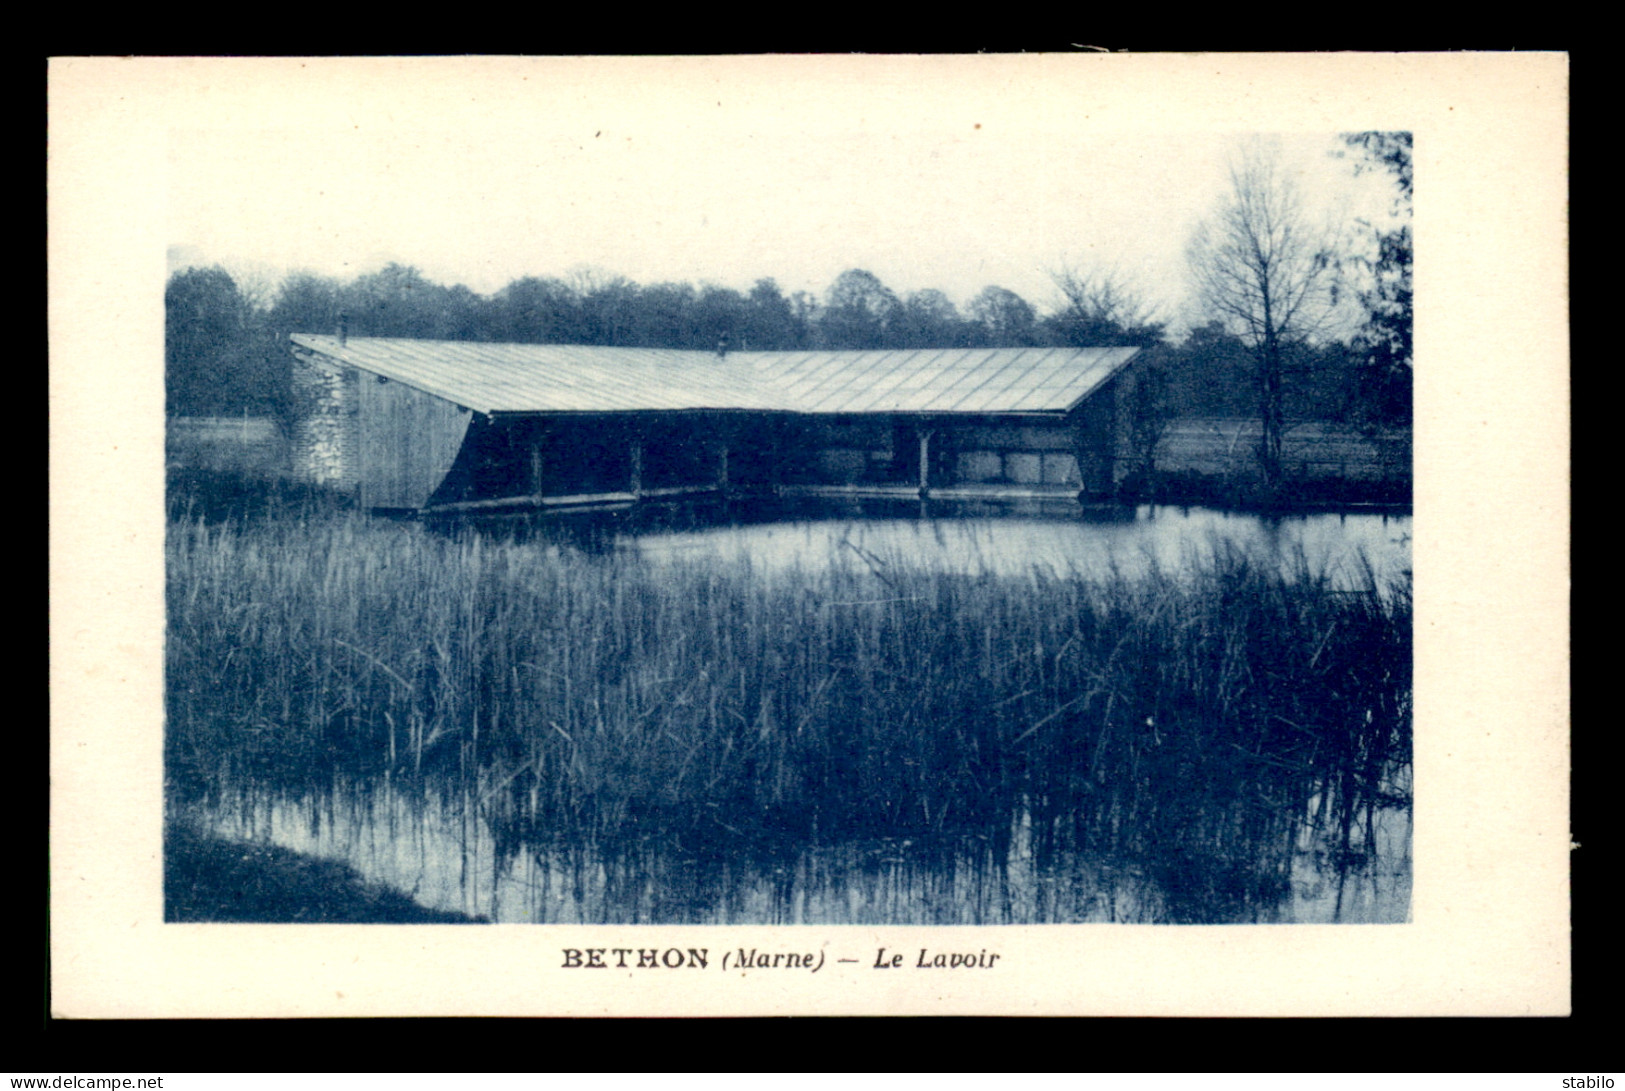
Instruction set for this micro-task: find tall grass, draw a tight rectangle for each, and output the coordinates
[167,497,1411,886]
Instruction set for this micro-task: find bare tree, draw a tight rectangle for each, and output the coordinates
[1186,140,1340,490]
[1045,266,1170,493]
[1047,265,1164,347]
[221,262,279,315]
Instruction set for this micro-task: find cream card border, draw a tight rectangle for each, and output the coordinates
[48,53,1570,1018]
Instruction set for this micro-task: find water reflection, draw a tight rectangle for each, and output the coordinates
[620,503,1411,591]
[189,774,1409,924]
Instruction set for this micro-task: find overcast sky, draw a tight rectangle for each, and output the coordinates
[163,57,1401,334]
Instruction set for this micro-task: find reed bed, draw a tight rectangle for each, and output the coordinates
[166,503,1411,885]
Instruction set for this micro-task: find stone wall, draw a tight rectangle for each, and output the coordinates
[947,421,1084,488]
[290,354,360,492]
[953,449,1081,486]
[794,416,1090,489]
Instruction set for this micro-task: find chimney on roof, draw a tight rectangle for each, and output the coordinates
[338,313,349,347]
[716,333,730,359]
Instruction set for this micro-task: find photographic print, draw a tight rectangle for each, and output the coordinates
[50,54,1568,1016]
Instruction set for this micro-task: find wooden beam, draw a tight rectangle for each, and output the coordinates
[629,441,643,497]
[544,491,638,508]
[638,485,721,499]
[424,494,543,514]
[777,483,1086,502]
[927,486,1082,501]
[424,490,641,515]
[778,484,923,501]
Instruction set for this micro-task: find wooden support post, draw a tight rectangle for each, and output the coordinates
[917,428,934,498]
[529,442,546,501]
[629,440,643,498]
[718,442,730,490]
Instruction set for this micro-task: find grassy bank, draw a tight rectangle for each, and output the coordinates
[167,501,1411,875]
[1117,469,1411,511]
[164,823,486,923]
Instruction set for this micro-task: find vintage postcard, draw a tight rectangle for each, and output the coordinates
[49,53,1569,1017]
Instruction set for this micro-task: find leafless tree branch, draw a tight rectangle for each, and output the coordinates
[1185,139,1341,488]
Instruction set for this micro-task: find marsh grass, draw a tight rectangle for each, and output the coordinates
[166,487,1411,909]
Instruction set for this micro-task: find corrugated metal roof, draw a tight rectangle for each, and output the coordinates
[290,335,1138,416]
[755,346,1141,414]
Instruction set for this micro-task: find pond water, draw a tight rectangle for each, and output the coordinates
[173,501,1412,925]
[619,500,1411,591]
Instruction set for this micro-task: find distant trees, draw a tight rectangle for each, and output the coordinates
[736,284,821,351]
[626,282,698,347]
[571,268,640,347]
[1186,140,1341,489]
[1168,321,1261,417]
[740,278,800,350]
[165,258,1152,417]
[894,289,970,348]
[180,250,1391,424]
[266,271,343,342]
[818,269,901,349]
[166,266,281,416]
[1039,267,1173,490]
[1341,131,1413,432]
[168,249,1375,435]
[166,267,247,375]
[496,276,579,344]
[1044,267,1166,348]
[694,285,749,350]
[346,263,486,341]
[968,286,1039,347]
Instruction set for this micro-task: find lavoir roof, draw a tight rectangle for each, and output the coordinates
[290,335,1140,417]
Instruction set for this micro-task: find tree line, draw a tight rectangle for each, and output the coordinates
[167,262,1375,418]
[166,264,1172,415]
[167,132,1412,481]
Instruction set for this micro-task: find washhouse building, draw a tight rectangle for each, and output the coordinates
[287,334,1142,516]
